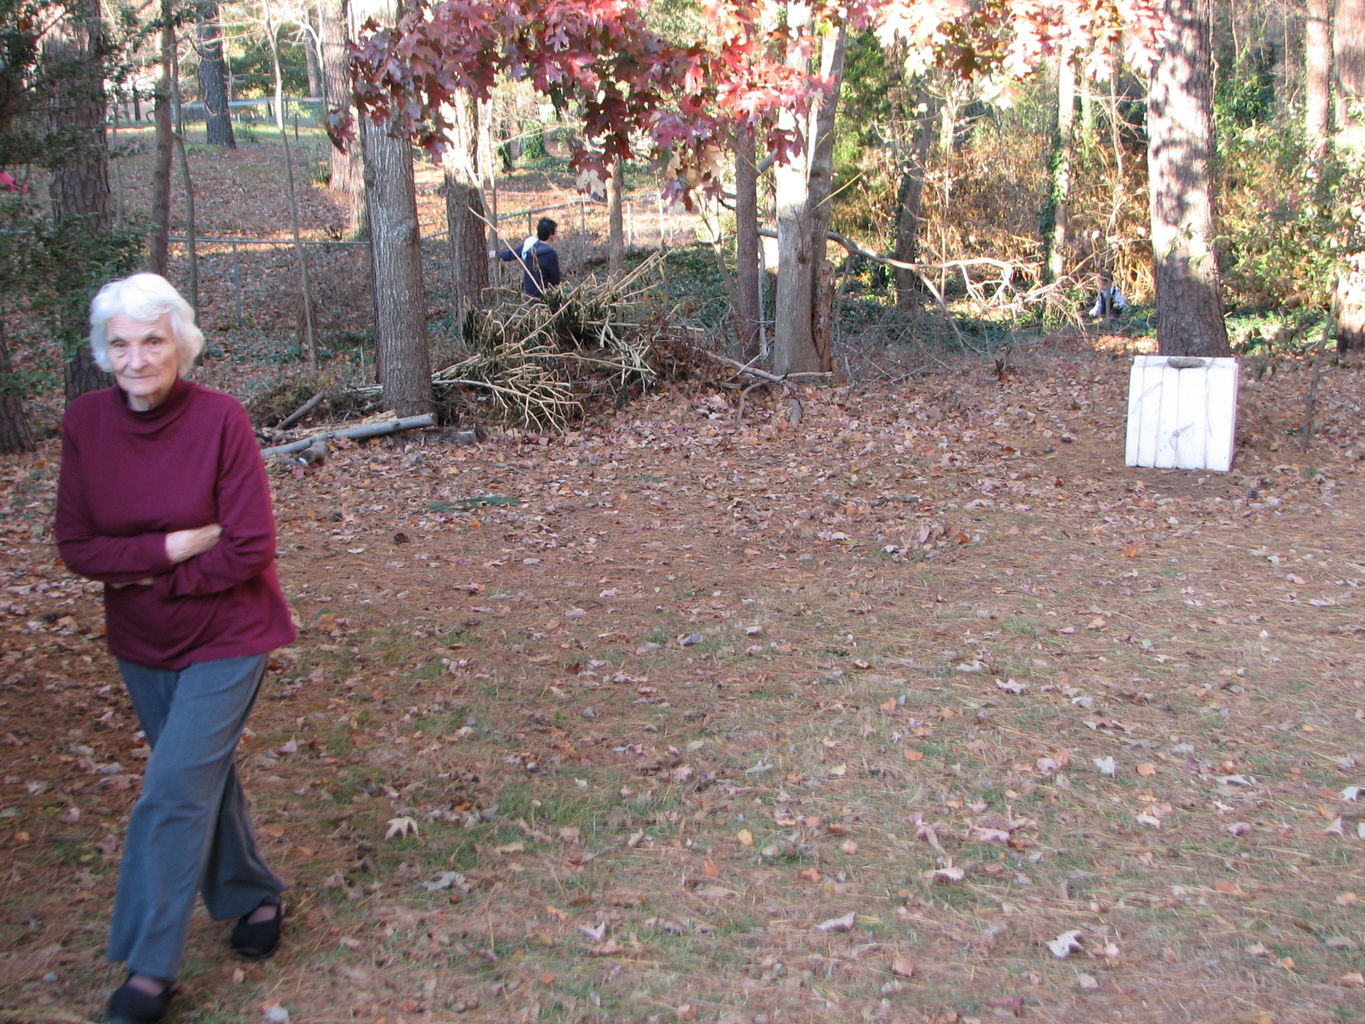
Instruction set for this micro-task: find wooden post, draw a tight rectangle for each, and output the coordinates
[230,240,243,327]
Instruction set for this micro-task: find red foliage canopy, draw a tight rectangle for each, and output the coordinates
[339,0,1161,189]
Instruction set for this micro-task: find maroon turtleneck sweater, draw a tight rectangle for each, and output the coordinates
[56,378,295,670]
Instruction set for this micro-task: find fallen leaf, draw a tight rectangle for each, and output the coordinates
[384,816,419,840]
[1075,971,1099,990]
[815,911,857,933]
[891,954,915,978]
[737,829,754,847]
[1336,972,1365,988]
[1048,930,1084,958]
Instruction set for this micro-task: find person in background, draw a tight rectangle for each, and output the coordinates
[495,216,561,298]
[1089,273,1128,319]
[55,273,295,1024]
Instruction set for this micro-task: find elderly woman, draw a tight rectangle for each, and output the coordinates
[55,273,295,1024]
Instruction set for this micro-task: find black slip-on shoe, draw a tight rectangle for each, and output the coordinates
[106,977,174,1024]
[229,897,284,961]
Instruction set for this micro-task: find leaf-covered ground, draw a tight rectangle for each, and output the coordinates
[2,142,1364,1024]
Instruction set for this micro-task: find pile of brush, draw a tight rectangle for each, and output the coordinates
[434,253,669,432]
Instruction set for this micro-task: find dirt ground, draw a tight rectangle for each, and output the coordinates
[1,143,1363,1024]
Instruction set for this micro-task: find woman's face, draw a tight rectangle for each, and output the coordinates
[107,312,179,411]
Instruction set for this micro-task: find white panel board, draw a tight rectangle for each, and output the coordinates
[1125,356,1239,472]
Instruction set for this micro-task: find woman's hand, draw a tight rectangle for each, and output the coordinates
[165,523,223,564]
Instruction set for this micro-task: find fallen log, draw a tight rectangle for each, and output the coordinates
[260,414,435,457]
[277,390,325,430]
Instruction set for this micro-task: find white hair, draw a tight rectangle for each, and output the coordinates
[89,273,204,375]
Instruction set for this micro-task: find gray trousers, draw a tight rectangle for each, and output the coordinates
[108,653,283,981]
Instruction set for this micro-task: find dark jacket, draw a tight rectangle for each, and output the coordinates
[498,240,561,298]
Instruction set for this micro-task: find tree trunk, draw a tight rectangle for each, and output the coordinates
[773,5,843,377]
[321,0,365,233]
[1042,47,1077,283]
[1337,259,1365,351]
[1333,0,1365,349]
[734,120,761,362]
[148,2,174,276]
[441,89,491,316]
[266,22,285,133]
[605,157,625,276]
[43,0,114,399]
[196,0,235,147]
[805,25,842,374]
[1146,0,1229,358]
[1334,0,1363,129]
[44,0,111,233]
[303,13,323,101]
[0,327,33,454]
[357,0,432,418]
[893,85,935,311]
[1306,0,1332,161]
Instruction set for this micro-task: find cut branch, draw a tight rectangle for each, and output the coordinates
[701,349,832,383]
[261,414,434,456]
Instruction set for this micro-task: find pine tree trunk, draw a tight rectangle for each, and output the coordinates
[1146,0,1229,358]
[148,4,174,276]
[0,328,33,455]
[43,0,114,399]
[197,0,235,147]
[44,0,111,233]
